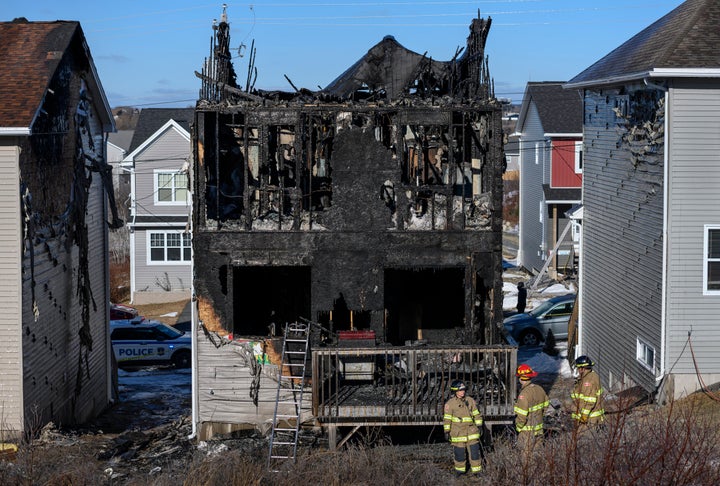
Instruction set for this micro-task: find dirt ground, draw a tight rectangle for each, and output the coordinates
[129,299,190,326]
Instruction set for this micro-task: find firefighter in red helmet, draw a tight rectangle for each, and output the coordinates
[514,364,549,454]
[443,380,484,476]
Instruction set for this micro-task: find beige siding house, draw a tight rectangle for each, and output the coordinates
[0,19,118,438]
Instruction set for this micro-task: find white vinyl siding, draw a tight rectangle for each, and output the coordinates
[0,143,24,435]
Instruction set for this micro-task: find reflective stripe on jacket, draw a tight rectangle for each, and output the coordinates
[443,395,483,443]
[514,382,549,435]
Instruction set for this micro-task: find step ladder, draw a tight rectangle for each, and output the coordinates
[267,322,310,472]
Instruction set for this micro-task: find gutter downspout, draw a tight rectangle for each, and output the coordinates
[189,157,198,440]
[123,163,137,304]
[103,132,114,406]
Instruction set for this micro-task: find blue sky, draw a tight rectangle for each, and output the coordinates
[3,0,685,108]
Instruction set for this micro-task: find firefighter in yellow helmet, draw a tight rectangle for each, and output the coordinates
[514,364,549,454]
[570,355,605,432]
[443,380,484,477]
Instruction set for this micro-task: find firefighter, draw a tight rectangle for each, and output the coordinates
[443,380,484,476]
[514,364,549,453]
[570,355,605,431]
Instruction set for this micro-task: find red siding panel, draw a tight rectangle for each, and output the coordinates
[551,139,582,188]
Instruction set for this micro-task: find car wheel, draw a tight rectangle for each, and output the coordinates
[519,329,542,347]
[172,350,191,369]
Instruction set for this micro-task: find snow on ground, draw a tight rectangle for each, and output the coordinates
[518,342,573,378]
[118,367,191,401]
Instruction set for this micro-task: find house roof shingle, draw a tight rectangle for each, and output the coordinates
[567,0,720,86]
[127,108,194,154]
[0,19,81,129]
[520,82,583,134]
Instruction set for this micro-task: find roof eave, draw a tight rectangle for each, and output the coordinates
[0,127,32,136]
[544,133,582,138]
[565,68,720,89]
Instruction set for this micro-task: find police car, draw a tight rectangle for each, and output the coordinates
[110,317,191,369]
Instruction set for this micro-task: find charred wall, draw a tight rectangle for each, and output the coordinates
[193,102,504,345]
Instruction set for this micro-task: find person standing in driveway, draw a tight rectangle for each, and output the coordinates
[443,380,484,477]
[517,281,527,313]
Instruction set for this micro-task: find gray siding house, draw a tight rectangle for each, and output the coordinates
[0,19,119,438]
[122,109,193,304]
[516,82,582,275]
[566,0,720,400]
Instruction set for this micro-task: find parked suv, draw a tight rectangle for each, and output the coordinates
[503,293,576,346]
[111,317,191,368]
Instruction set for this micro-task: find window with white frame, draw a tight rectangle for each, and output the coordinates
[704,225,720,293]
[155,171,189,204]
[574,141,583,173]
[535,142,540,165]
[149,231,191,263]
[636,338,655,372]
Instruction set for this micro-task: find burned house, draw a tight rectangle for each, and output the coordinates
[191,9,512,441]
[0,19,121,438]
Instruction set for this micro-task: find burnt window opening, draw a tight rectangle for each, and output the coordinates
[403,125,452,186]
[384,268,465,346]
[304,114,335,212]
[232,266,311,336]
[315,293,373,336]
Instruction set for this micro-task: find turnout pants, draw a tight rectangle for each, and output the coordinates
[453,440,482,474]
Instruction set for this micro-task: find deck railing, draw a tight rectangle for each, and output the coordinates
[311,345,517,426]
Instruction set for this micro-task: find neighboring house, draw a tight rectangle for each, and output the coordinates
[515,82,583,276]
[122,108,193,304]
[503,134,520,175]
[0,19,120,438]
[107,129,134,196]
[107,130,134,262]
[190,11,507,439]
[565,0,720,400]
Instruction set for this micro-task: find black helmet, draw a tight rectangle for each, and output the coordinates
[450,380,467,392]
[575,355,594,368]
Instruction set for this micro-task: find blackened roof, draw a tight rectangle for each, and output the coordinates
[128,108,194,153]
[520,82,583,134]
[567,0,720,86]
[321,35,452,100]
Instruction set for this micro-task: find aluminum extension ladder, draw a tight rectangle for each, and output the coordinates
[267,322,310,472]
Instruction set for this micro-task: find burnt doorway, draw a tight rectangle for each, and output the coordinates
[232,266,311,336]
[384,268,465,346]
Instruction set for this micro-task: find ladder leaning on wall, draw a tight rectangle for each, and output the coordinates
[267,322,311,472]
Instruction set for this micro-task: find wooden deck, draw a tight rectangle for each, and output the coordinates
[311,346,517,427]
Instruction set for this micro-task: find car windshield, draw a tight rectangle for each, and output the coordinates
[153,324,184,340]
[528,298,566,316]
